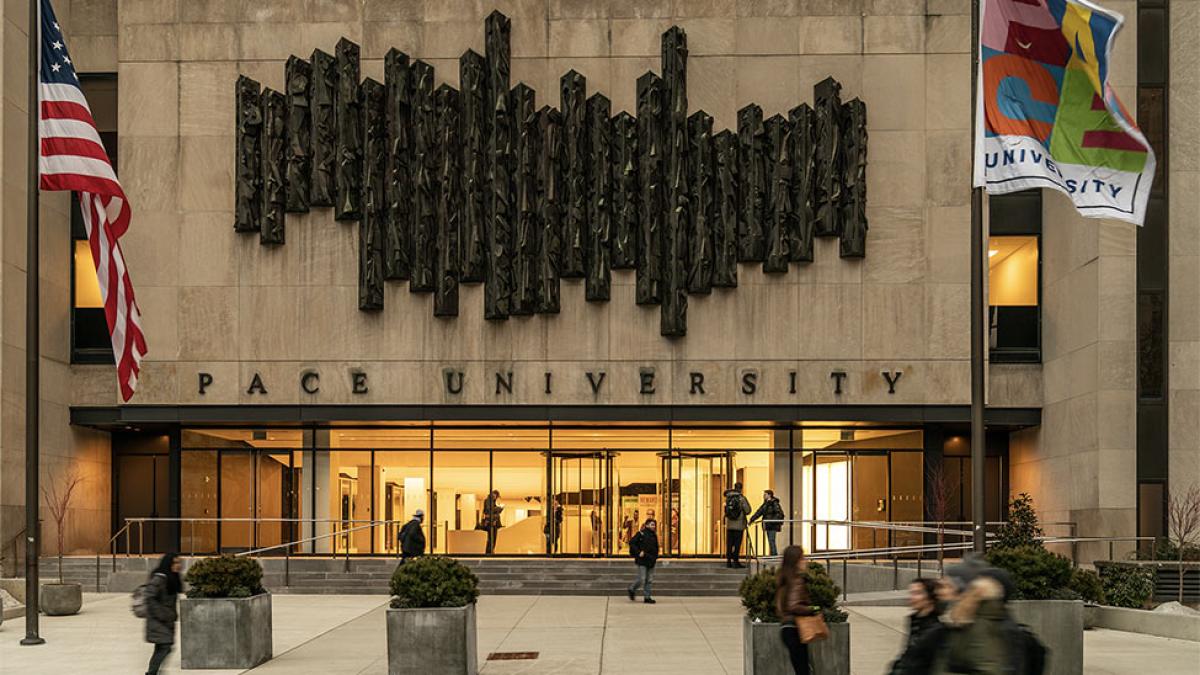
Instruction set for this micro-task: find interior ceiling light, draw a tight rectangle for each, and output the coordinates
[988,249,998,257]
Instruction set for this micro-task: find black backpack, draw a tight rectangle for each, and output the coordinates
[724,494,744,521]
[766,499,785,521]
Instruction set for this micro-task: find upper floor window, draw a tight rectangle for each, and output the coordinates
[71,75,117,364]
[988,190,1042,363]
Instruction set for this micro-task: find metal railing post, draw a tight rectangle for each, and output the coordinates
[95,555,100,592]
[190,521,195,557]
[285,547,290,587]
[125,525,131,558]
[139,521,144,557]
[917,553,922,579]
[345,539,350,573]
[1109,540,1114,562]
[893,556,898,590]
[842,558,848,601]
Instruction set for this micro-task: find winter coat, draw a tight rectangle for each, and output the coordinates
[144,572,178,645]
[776,570,814,623]
[628,529,659,568]
[932,576,1019,675]
[749,497,785,532]
[400,518,426,557]
[544,505,563,534]
[722,489,752,531]
[888,610,945,675]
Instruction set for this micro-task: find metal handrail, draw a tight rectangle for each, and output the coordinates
[234,520,404,583]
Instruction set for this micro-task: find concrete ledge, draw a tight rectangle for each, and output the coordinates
[1093,606,1200,642]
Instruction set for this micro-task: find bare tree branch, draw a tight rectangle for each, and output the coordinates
[42,469,84,583]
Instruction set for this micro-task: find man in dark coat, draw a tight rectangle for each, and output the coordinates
[749,489,786,556]
[145,552,182,674]
[399,509,426,563]
[626,518,659,604]
[544,498,564,554]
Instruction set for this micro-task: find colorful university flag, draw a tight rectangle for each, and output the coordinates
[974,0,1155,225]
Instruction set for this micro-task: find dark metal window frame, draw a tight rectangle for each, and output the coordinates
[988,190,1043,363]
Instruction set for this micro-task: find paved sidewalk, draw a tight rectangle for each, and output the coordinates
[1,593,1196,674]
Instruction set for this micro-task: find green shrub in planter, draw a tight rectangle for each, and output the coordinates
[986,545,1071,600]
[184,556,266,598]
[389,556,479,609]
[1068,568,1105,605]
[737,563,847,624]
[1098,563,1155,609]
[995,493,1044,550]
[804,562,848,623]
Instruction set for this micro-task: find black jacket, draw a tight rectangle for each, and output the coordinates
[544,505,563,534]
[888,611,944,675]
[749,497,785,532]
[400,518,426,556]
[628,529,659,568]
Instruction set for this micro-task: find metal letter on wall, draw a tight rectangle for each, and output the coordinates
[234,75,262,233]
[789,103,815,263]
[840,98,868,258]
[586,93,612,302]
[611,111,638,270]
[409,60,436,293]
[737,104,766,263]
[813,76,842,237]
[764,114,791,274]
[360,78,386,311]
[536,106,563,314]
[384,49,412,280]
[661,26,689,337]
[334,38,362,221]
[309,49,336,208]
[713,129,738,288]
[485,11,513,320]
[635,71,663,306]
[511,83,538,315]
[284,57,311,213]
[688,110,714,294]
[560,70,587,280]
[459,49,487,284]
[434,84,461,316]
[260,89,287,245]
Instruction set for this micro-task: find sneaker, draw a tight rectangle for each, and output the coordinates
[644,597,656,604]
[627,588,635,601]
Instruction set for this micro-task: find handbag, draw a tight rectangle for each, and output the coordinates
[796,611,829,644]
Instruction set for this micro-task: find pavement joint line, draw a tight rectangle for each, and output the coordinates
[844,607,906,636]
[683,598,730,675]
[480,594,541,673]
[247,597,391,671]
[598,596,610,674]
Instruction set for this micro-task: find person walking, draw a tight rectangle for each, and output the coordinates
[722,482,752,567]
[748,489,785,556]
[626,518,659,604]
[144,552,182,675]
[483,490,503,555]
[887,578,944,675]
[399,509,426,563]
[776,545,814,675]
[544,498,563,554]
[932,558,1030,674]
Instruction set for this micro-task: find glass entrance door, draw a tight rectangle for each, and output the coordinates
[661,451,730,556]
[550,452,611,556]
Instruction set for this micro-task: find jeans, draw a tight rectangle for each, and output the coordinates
[147,642,173,675]
[779,625,809,675]
[726,528,745,565]
[765,529,779,556]
[629,565,655,598]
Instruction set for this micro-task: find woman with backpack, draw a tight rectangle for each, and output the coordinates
[749,489,786,556]
[143,552,182,675]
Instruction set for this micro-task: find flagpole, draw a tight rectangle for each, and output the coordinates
[21,0,45,646]
[969,0,987,555]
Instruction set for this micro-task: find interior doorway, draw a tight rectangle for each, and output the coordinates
[661,451,731,556]
[549,452,611,556]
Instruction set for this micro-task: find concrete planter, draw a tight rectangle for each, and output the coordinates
[40,582,82,616]
[1082,603,1099,630]
[387,603,477,675]
[742,617,850,675]
[180,593,273,670]
[1010,600,1083,675]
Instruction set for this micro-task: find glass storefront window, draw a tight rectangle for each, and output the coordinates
[374,450,430,554]
[613,451,660,555]
[433,451,490,555]
[491,452,547,554]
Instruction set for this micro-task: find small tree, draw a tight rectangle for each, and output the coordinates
[1166,483,1200,604]
[996,492,1043,550]
[42,470,84,583]
[926,463,959,573]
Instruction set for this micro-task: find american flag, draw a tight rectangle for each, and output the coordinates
[38,0,146,401]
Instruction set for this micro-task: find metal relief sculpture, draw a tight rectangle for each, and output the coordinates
[485,12,513,320]
[232,15,870,337]
[840,98,868,258]
[409,60,436,293]
[612,111,638,270]
[384,49,412,280]
[586,93,612,302]
[560,70,588,280]
[234,76,262,233]
[334,39,362,221]
[309,49,336,208]
[814,76,843,237]
[789,103,816,263]
[764,114,791,274]
[459,50,488,283]
[260,89,287,245]
[284,57,311,213]
[360,79,387,311]
[635,72,664,306]
[713,130,738,288]
[511,84,538,315]
[434,84,461,317]
[536,106,563,314]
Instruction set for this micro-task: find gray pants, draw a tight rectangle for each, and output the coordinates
[629,565,655,598]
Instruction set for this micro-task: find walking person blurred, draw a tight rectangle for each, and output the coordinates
[399,509,426,563]
[722,482,752,567]
[748,489,785,556]
[626,518,659,604]
[932,557,1038,674]
[544,498,563,554]
[887,578,944,675]
[776,545,815,675]
[483,490,503,554]
[143,553,182,675]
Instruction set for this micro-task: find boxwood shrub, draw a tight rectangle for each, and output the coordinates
[1098,562,1155,609]
[389,556,479,609]
[184,555,266,598]
[738,561,847,624]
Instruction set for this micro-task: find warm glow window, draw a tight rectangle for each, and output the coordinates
[988,191,1042,362]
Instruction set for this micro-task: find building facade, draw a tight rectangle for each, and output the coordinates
[0,0,1192,562]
